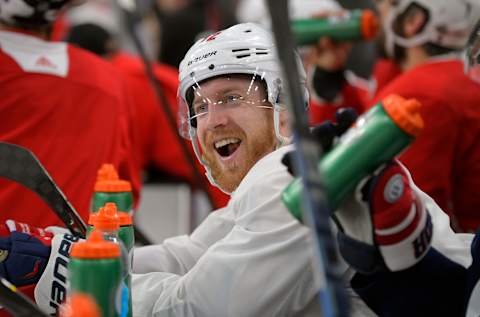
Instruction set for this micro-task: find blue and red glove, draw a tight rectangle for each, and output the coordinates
[0,220,52,288]
[0,220,53,316]
[0,220,79,316]
[335,160,433,273]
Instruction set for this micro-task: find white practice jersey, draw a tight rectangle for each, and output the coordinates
[132,144,473,317]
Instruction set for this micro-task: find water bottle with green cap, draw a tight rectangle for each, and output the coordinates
[283,94,424,221]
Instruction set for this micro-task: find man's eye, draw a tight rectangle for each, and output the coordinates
[194,103,208,115]
[225,94,243,103]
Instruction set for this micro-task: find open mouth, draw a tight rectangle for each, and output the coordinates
[214,138,241,157]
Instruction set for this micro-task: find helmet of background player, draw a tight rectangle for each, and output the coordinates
[0,0,71,28]
[465,19,480,84]
[177,22,308,188]
[382,0,480,58]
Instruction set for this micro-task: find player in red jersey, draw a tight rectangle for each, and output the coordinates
[66,22,230,208]
[0,0,140,228]
[310,0,480,232]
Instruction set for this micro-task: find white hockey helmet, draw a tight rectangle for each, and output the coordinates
[383,0,480,56]
[178,22,308,188]
[0,0,70,27]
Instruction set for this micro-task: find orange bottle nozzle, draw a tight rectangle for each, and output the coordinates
[88,203,120,230]
[60,294,101,317]
[361,9,379,40]
[94,164,132,192]
[96,164,119,182]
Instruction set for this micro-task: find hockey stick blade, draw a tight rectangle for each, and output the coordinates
[0,142,86,238]
[0,278,48,317]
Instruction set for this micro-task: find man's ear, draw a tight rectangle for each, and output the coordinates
[403,7,427,37]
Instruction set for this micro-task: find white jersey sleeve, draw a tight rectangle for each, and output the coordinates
[133,206,235,275]
[131,146,319,317]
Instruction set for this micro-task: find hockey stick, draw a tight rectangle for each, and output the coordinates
[113,0,217,210]
[0,278,48,317]
[0,142,87,238]
[465,18,480,81]
[266,1,349,316]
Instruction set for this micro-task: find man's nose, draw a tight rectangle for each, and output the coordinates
[205,105,229,129]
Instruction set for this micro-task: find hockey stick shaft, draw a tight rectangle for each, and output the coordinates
[266,1,349,316]
[114,1,217,210]
[0,278,48,317]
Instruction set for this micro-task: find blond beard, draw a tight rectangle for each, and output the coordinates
[201,116,276,193]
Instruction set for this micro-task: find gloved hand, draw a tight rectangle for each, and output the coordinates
[0,220,78,316]
[0,220,53,300]
[281,107,432,274]
[282,107,358,176]
[334,160,433,274]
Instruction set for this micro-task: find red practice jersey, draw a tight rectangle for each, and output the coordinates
[111,52,230,209]
[310,58,480,231]
[373,60,480,231]
[309,58,401,125]
[0,29,139,228]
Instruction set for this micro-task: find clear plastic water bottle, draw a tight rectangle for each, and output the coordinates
[87,203,132,317]
[68,230,122,317]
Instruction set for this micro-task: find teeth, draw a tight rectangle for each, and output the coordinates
[214,138,240,149]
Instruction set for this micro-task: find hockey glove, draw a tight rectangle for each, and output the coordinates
[334,160,433,274]
[0,220,53,316]
[282,107,358,176]
[0,220,79,316]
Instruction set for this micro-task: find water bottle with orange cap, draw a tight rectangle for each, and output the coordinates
[92,164,133,215]
[68,230,122,317]
[283,94,424,221]
[292,9,379,46]
[87,203,133,317]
